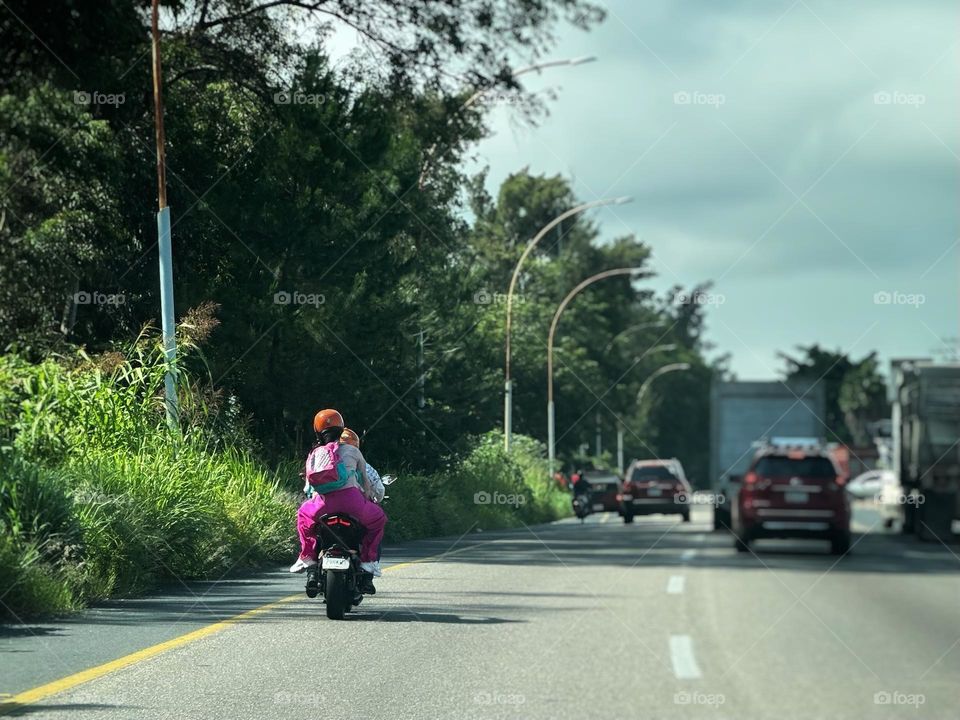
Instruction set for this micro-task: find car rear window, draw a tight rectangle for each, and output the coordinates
[754,456,836,477]
[630,465,677,482]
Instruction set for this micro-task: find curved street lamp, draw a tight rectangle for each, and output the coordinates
[418,56,596,189]
[504,196,632,451]
[636,362,691,406]
[601,320,662,355]
[546,267,644,475]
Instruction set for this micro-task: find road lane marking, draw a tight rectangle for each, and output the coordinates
[601,512,611,524]
[680,549,698,561]
[0,546,465,716]
[666,576,685,594]
[669,635,703,679]
[0,593,302,716]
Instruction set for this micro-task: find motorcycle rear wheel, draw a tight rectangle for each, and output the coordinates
[324,570,349,620]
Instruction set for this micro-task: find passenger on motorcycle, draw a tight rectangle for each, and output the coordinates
[290,409,387,594]
[339,428,385,504]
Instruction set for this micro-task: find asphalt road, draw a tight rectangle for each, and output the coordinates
[2,504,959,719]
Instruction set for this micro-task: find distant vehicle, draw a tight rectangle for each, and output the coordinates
[733,442,851,554]
[710,380,827,531]
[618,459,691,523]
[846,469,896,500]
[583,470,620,513]
[893,362,960,542]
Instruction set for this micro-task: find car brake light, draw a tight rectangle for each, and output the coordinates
[744,471,758,486]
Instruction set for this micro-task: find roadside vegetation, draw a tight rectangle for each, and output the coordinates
[0,331,569,618]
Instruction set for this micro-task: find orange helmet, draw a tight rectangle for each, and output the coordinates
[313,409,344,433]
[340,428,360,447]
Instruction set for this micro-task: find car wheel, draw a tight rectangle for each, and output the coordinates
[623,513,634,524]
[830,532,851,555]
[734,535,751,553]
[713,506,729,532]
[681,511,691,523]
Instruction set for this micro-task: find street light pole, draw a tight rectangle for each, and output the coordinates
[601,320,661,355]
[151,0,178,429]
[418,56,596,190]
[546,267,643,475]
[636,362,691,407]
[505,196,632,451]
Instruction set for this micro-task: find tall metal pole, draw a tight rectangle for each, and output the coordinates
[595,411,602,456]
[151,0,178,429]
[546,267,643,476]
[617,423,624,475]
[505,196,632,451]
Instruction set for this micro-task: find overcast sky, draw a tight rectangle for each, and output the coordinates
[464,0,959,380]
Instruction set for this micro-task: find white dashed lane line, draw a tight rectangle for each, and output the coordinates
[669,635,703,680]
[666,575,686,594]
[680,548,698,561]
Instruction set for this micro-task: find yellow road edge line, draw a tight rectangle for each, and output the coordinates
[0,593,302,716]
[0,543,487,715]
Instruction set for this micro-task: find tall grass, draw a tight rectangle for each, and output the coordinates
[384,432,571,542]
[0,334,296,618]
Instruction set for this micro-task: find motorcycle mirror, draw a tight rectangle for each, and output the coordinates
[382,474,397,485]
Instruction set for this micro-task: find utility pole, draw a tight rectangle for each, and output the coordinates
[151,0,178,429]
[617,423,624,475]
[416,329,426,410]
[595,411,602,456]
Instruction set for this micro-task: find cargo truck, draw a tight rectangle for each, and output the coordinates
[893,361,960,542]
[710,379,827,530]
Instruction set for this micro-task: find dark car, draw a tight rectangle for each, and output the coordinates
[619,459,692,523]
[733,444,851,554]
[583,470,621,513]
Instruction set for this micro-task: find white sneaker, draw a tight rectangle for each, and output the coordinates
[360,560,382,577]
[289,557,317,573]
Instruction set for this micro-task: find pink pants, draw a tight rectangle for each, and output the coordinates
[296,486,387,563]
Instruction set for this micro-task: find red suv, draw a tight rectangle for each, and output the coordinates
[619,459,692,524]
[734,444,851,554]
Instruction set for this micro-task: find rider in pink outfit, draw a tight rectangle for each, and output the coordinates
[290,409,387,593]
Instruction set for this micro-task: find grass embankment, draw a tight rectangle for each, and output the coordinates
[0,343,569,619]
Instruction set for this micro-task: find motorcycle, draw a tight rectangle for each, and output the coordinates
[572,492,591,523]
[303,474,395,620]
